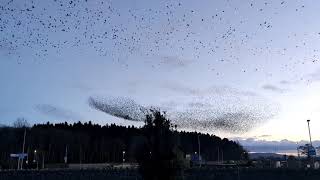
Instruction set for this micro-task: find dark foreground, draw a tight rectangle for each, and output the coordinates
[1,168,320,180]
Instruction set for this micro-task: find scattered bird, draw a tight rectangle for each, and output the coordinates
[0,1,317,82]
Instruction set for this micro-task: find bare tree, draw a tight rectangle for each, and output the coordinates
[13,117,30,128]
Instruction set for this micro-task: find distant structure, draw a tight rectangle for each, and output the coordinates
[297,120,316,157]
[307,120,312,146]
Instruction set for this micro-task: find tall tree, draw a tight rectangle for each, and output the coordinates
[13,118,30,128]
[137,110,185,180]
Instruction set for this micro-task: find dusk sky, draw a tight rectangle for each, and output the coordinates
[1,0,320,143]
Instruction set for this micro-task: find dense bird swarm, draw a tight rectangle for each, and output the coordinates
[88,95,279,133]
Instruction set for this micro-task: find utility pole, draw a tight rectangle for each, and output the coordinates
[17,158,20,170]
[307,120,315,166]
[64,145,68,164]
[34,150,38,170]
[296,142,301,168]
[307,120,312,146]
[79,146,82,169]
[217,147,220,163]
[42,152,45,169]
[18,128,27,170]
[122,151,126,163]
[198,135,201,167]
[221,149,224,163]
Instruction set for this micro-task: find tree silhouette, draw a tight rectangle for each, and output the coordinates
[137,110,185,180]
[0,117,247,170]
[13,118,30,128]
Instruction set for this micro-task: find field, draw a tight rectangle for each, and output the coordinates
[1,168,320,180]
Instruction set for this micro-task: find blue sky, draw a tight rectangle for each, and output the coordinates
[1,0,320,142]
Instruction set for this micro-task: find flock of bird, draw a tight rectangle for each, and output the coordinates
[1,1,318,71]
[88,91,279,133]
[1,0,319,132]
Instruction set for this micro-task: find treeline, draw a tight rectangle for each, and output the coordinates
[0,120,247,168]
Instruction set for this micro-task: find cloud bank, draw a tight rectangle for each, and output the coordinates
[262,84,285,93]
[35,104,83,121]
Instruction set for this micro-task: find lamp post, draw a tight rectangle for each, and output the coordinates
[307,120,312,146]
[198,135,201,167]
[297,145,301,168]
[21,128,26,170]
[33,149,36,162]
[42,152,45,169]
[122,151,126,163]
[34,150,38,170]
[307,120,315,165]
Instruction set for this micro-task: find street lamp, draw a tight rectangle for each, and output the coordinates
[34,150,38,170]
[33,150,36,162]
[307,120,312,146]
[122,151,126,163]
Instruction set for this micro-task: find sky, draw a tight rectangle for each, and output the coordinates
[1,0,320,143]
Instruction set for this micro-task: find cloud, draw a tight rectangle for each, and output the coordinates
[160,56,193,68]
[35,104,83,120]
[257,134,272,138]
[308,69,320,81]
[146,56,194,70]
[233,138,320,153]
[232,137,320,152]
[162,81,199,95]
[187,102,207,108]
[162,81,258,97]
[279,80,295,85]
[261,84,285,93]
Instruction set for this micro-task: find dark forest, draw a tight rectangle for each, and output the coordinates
[0,116,247,169]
